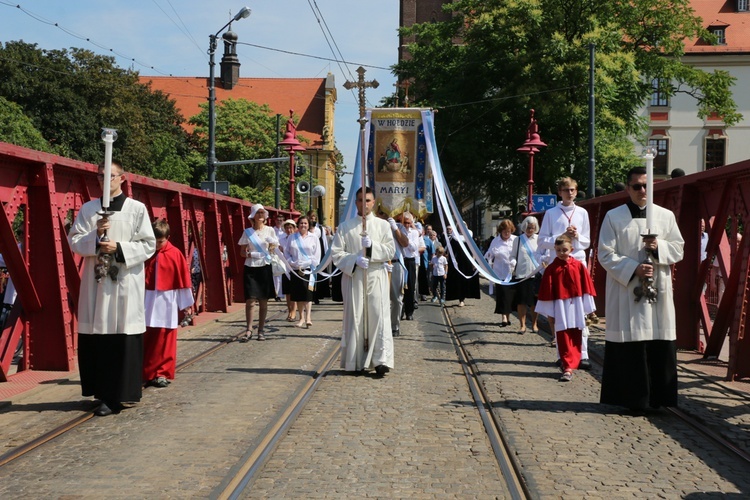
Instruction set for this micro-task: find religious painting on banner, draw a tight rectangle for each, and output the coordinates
[366,108,433,219]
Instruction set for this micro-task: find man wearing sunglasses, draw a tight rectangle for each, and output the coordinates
[598,166,684,414]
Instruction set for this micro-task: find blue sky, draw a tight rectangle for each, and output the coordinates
[0,0,399,188]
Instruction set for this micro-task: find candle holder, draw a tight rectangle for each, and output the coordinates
[95,127,119,283]
[634,233,658,303]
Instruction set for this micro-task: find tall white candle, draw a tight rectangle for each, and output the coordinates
[644,147,655,232]
[101,128,117,210]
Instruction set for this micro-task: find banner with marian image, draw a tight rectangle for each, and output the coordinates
[365,108,432,219]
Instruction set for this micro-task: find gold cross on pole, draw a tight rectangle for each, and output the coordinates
[344,66,379,126]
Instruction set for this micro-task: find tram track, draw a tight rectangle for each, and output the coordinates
[214,304,531,499]
[0,309,284,469]
[584,345,750,467]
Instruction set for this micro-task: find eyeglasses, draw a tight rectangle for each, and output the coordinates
[97,173,121,180]
[629,183,647,191]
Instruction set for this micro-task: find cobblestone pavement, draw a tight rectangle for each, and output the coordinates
[0,302,340,498]
[449,287,750,499]
[245,299,510,499]
[1,288,749,498]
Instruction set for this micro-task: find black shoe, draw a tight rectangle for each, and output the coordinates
[578,359,592,371]
[94,402,113,416]
[94,401,122,416]
[275,296,281,302]
[554,359,562,367]
[374,365,390,377]
[414,303,419,310]
[405,315,413,320]
[152,376,169,388]
[392,330,400,337]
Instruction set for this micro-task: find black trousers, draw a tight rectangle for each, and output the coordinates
[403,257,417,316]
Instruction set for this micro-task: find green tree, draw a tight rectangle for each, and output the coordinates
[0,41,190,180]
[396,0,740,208]
[188,99,296,206]
[0,96,51,152]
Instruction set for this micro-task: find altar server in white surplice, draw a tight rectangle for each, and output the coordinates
[598,166,684,412]
[331,187,396,377]
[69,161,156,417]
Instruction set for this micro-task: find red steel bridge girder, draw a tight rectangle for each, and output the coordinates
[0,142,296,380]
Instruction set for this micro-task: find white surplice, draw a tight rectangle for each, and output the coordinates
[331,213,396,371]
[69,197,156,335]
[598,204,685,342]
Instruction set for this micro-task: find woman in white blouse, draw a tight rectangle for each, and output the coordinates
[484,219,517,327]
[238,204,279,341]
[511,216,542,334]
[279,219,298,322]
[286,216,320,328]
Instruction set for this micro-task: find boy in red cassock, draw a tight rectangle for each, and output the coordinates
[535,234,597,382]
[143,219,194,388]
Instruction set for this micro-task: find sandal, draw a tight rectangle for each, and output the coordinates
[257,330,266,341]
[559,370,573,382]
[239,330,252,343]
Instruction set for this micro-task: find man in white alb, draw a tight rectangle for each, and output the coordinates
[331,187,396,377]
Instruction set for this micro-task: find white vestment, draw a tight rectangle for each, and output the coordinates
[69,197,156,334]
[598,204,684,342]
[538,202,591,266]
[331,213,396,371]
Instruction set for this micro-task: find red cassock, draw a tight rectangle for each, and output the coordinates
[538,257,596,301]
[537,257,596,372]
[143,241,192,381]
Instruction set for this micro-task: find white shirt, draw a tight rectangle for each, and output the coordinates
[286,232,320,270]
[400,225,425,259]
[238,226,279,268]
[538,202,591,266]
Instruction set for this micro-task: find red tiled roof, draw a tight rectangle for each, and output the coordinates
[141,76,328,148]
[687,0,750,53]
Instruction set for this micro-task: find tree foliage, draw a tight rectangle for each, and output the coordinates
[395,0,740,209]
[0,41,190,179]
[188,99,293,207]
[0,96,51,152]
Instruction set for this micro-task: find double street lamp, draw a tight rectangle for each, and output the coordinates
[207,6,251,187]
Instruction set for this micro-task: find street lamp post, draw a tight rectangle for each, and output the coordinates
[278,110,305,212]
[207,6,251,188]
[516,109,547,213]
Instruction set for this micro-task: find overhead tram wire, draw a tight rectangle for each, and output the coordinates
[152,0,205,60]
[304,0,364,111]
[236,42,389,71]
[0,0,175,76]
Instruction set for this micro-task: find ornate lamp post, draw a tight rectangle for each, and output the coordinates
[516,109,547,213]
[207,6,251,188]
[278,110,305,212]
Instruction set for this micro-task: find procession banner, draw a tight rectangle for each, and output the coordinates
[365,108,432,219]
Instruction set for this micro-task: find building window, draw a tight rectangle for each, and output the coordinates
[712,27,726,44]
[648,138,669,175]
[738,0,748,12]
[650,79,669,107]
[705,138,726,170]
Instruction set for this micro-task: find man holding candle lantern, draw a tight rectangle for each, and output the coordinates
[597,166,684,413]
[69,160,156,416]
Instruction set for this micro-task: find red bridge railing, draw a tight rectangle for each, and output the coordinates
[0,142,296,381]
[580,158,750,381]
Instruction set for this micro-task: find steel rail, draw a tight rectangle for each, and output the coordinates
[443,308,531,500]
[583,339,750,467]
[216,342,341,500]
[0,310,284,469]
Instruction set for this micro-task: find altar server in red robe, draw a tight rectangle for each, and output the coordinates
[535,234,597,382]
[143,219,194,388]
